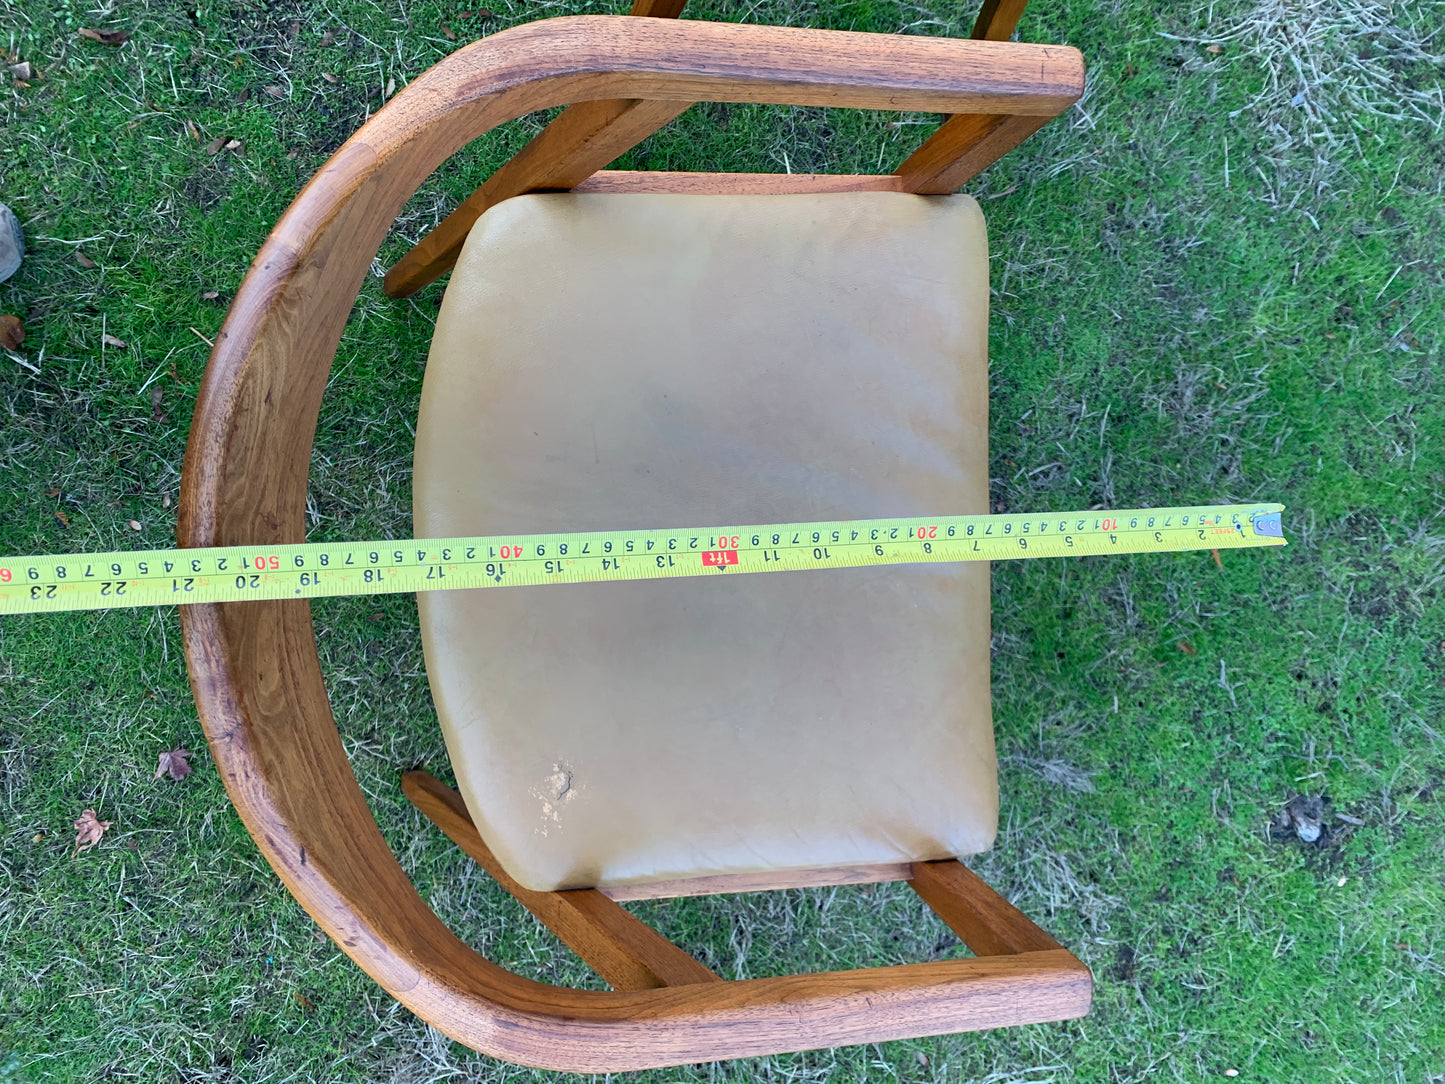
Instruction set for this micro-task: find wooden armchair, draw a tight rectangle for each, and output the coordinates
[179,3,1088,1072]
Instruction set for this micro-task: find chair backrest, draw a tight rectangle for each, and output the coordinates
[177,14,1085,1071]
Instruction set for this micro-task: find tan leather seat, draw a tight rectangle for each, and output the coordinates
[414,192,996,893]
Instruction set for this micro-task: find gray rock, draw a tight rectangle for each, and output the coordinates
[0,204,23,283]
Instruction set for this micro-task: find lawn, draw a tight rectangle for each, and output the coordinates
[1,0,1443,1080]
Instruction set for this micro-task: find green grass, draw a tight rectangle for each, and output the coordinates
[2,0,1443,1079]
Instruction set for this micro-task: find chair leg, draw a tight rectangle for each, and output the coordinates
[910,859,1063,956]
[383,96,691,298]
[896,112,1051,193]
[402,771,721,990]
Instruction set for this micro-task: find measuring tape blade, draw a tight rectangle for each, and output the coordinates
[0,503,1284,615]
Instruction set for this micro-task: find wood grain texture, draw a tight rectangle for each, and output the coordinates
[178,16,1087,1070]
[601,862,913,901]
[971,0,1031,40]
[910,860,1065,956]
[630,0,689,16]
[573,169,905,194]
[897,111,1051,193]
[385,97,690,297]
[403,771,720,989]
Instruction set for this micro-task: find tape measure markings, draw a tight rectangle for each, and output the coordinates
[0,504,1285,615]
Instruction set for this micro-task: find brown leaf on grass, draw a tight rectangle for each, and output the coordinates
[1211,548,1223,570]
[155,747,194,781]
[205,135,228,155]
[9,61,33,79]
[224,138,244,153]
[185,119,200,141]
[263,84,284,98]
[73,809,113,852]
[1206,43,1223,54]
[149,385,165,419]
[79,27,131,46]
[320,71,338,83]
[320,30,335,47]
[102,332,128,348]
[439,21,456,39]
[75,250,97,269]
[54,510,70,528]
[127,519,143,531]
[45,486,61,498]
[1176,641,1198,655]
[294,992,316,1011]
[0,314,24,351]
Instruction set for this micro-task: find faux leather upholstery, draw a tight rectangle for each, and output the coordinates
[414,192,996,892]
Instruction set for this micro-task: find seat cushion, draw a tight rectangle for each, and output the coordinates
[414,192,996,893]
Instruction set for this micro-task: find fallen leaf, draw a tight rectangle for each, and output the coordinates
[102,332,128,348]
[127,519,143,531]
[33,832,45,842]
[1211,548,1223,570]
[54,510,70,528]
[9,61,32,79]
[321,71,338,83]
[234,87,251,105]
[440,20,455,39]
[150,386,165,419]
[224,138,244,153]
[1206,43,1223,54]
[368,612,385,622]
[1177,641,1197,655]
[383,76,395,100]
[205,135,228,155]
[285,148,299,159]
[200,290,220,300]
[294,991,316,1011]
[163,493,172,508]
[73,809,113,852]
[263,84,284,98]
[79,27,131,46]
[45,487,60,497]
[154,747,194,781]
[185,119,200,140]
[320,30,335,46]
[13,78,31,89]
[0,314,24,351]
[75,250,97,269]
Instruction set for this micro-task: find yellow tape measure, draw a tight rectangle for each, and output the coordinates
[0,503,1284,615]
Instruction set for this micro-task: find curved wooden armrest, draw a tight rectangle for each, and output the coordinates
[179,16,1087,1071]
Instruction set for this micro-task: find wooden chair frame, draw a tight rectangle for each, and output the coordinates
[178,11,1088,1072]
